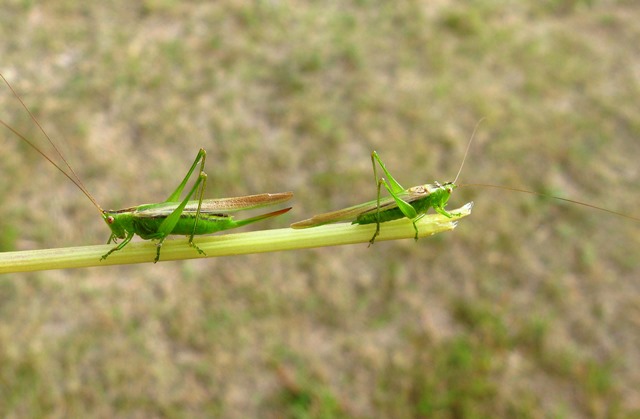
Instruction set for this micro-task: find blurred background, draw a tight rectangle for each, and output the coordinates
[1,1,639,417]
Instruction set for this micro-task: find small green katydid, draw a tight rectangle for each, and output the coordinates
[1,73,292,263]
[290,123,483,243]
[291,126,640,243]
[291,150,460,244]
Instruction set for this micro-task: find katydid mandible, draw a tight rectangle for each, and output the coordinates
[1,74,293,263]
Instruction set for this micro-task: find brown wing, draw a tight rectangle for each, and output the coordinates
[131,191,293,218]
[290,184,436,228]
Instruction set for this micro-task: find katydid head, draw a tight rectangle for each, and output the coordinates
[431,181,457,207]
[103,211,127,239]
[442,181,457,193]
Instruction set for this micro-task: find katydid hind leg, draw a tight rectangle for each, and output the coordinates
[380,178,417,219]
[154,172,209,261]
[369,177,385,246]
[371,151,404,194]
[154,238,166,263]
[369,176,419,245]
[164,148,207,202]
[369,151,416,245]
[410,213,428,240]
[164,148,208,257]
[188,167,207,256]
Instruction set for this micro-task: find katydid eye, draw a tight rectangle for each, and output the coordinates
[107,216,115,224]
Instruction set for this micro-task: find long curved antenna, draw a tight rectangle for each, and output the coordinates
[1,73,104,214]
[459,183,640,222]
[453,118,484,184]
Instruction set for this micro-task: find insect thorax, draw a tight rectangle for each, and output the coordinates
[408,183,451,195]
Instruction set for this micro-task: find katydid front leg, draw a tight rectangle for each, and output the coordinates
[101,231,135,261]
[370,151,416,245]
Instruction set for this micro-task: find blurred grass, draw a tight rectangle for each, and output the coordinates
[1,0,639,417]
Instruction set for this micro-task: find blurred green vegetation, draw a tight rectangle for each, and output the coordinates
[1,1,639,417]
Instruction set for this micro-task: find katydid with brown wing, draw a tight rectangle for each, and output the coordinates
[1,73,292,263]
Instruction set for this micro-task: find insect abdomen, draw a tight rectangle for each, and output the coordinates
[170,214,236,235]
[354,197,433,225]
[133,214,236,238]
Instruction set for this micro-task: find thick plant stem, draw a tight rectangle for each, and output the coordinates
[0,203,472,273]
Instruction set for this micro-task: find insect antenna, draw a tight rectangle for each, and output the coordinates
[453,118,483,184]
[450,120,638,222]
[459,183,640,222]
[1,73,105,214]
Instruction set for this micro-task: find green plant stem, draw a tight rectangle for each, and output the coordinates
[0,203,472,273]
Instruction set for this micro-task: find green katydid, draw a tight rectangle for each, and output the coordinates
[290,123,483,243]
[1,73,292,263]
[290,150,461,244]
[291,127,640,244]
